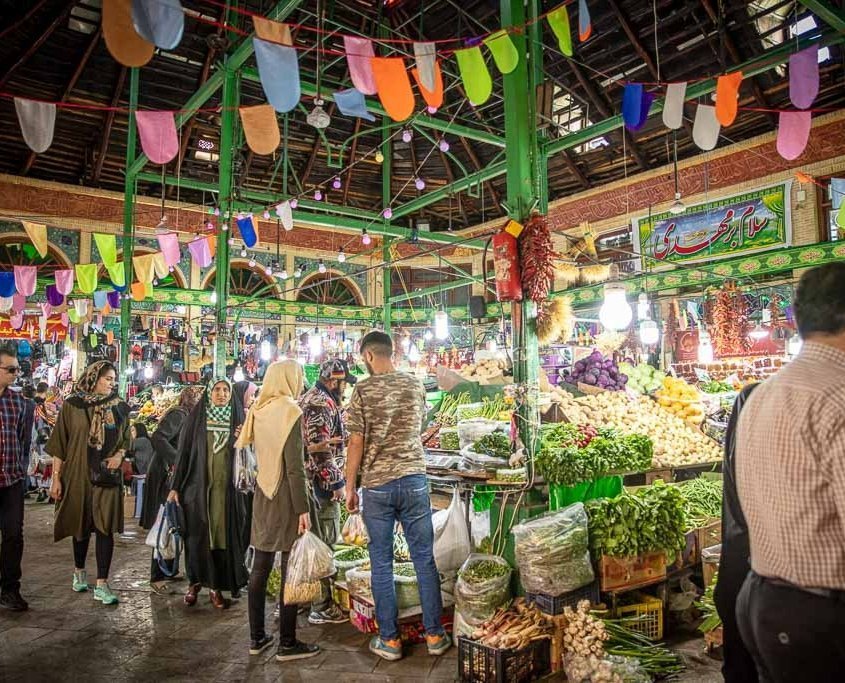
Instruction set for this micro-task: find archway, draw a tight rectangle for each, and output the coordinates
[296,271,364,306]
[201,260,282,298]
[0,234,71,274]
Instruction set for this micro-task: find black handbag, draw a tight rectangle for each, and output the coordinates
[91,460,123,488]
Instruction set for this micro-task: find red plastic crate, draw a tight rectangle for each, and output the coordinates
[349,594,454,644]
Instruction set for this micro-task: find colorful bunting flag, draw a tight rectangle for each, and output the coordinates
[334,88,376,122]
[547,6,572,57]
[45,285,64,307]
[133,253,157,283]
[275,201,293,231]
[75,264,98,294]
[10,313,23,330]
[344,37,377,95]
[13,266,36,296]
[776,111,812,161]
[54,269,74,295]
[188,237,213,268]
[236,216,259,248]
[106,262,126,288]
[253,38,301,113]
[131,282,147,301]
[12,294,26,313]
[483,30,519,74]
[131,0,184,51]
[789,45,819,110]
[0,274,13,299]
[135,111,179,164]
[14,99,55,155]
[102,0,154,67]
[93,233,118,266]
[371,57,415,121]
[20,220,48,258]
[0,297,12,313]
[107,291,121,309]
[715,71,742,127]
[413,42,437,92]
[578,0,592,42]
[240,105,281,155]
[157,231,180,267]
[622,84,654,131]
[693,104,721,151]
[662,82,687,130]
[411,62,444,111]
[93,291,108,309]
[252,16,292,44]
[455,47,492,106]
[153,253,169,280]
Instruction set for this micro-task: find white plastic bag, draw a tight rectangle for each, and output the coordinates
[283,530,336,605]
[341,513,369,546]
[434,488,472,573]
[232,446,257,493]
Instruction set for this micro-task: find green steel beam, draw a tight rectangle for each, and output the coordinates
[391,276,478,304]
[119,67,139,394]
[800,0,845,34]
[126,0,304,178]
[545,29,845,158]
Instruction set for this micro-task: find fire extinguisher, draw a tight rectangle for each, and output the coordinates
[491,230,523,302]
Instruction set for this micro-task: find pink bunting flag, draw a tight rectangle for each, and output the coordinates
[135,111,178,164]
[789,45,819,110]
[10,313,23,331]
[61,312,69,327]
[12,293,26,313]
[157,231,181,266]
[776,111,812,161]
[13,266,36,296]
[55,269,74,295]
[40,302,52,318]
[344,36,377,95]
[188,236,213,268]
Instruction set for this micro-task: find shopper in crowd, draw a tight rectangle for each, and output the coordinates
[168,378,249,609]
[232,379,258,574]
[714,383,758,683]
[345,331,449,661]
[129,423,154,476]
[235,360,319,661]
[47,360,129,606]
[142,386,202,594]
[736,263,845,680]
[300,359,355,625]
[0,345,33,612]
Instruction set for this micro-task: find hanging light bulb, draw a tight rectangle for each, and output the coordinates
[637,291,650,320]
[427,106,438,115]
[143,362,154,380]
[265,264,273,276]
[698,330,714,363]
[213,207,220,216]
[260,339,273,361]
[374,150,384,164]
[408,342,421,363]
[401,128,413,143]
[233,364,245,382]
[209,291,218,304]
[295,266,303,278]
[434,310,449,340]
[314,190,323,201]
[289,198,298,209]
[383,207,393,220]
[332,177,342,190]
[318,259,327,274]
[439,138,450,152]
[240,249,248,257]
[362,229,371,246]
[669,192,686,215]
[486,339,498,353]
[787,333,803,356]
[639,319,660,345]
[414,177,426,191]
[337,249,346,263]
[599,282,633,331]
[228,237,236,246]
[307,99,331,129]
[262,210,271,219]
[308,329,323,359]
[424,329,433,341]
[206,221,214,230]
[168,266,175,273]
[236,211,244,220]
[749,323,769,340]
[248,259,256,268]
[221,222,229,232]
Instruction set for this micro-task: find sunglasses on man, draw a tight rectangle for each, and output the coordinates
[0,365,20,374]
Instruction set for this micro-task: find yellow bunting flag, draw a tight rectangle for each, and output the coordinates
[94,233,118,266]
[21,221,48,258]
[75,264,98,294]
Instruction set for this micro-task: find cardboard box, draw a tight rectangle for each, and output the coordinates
[598,552,667,592]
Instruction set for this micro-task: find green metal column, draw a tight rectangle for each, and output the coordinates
[214,67,238,375]
[501,0,543,461]
[382,238,393,333]
[381,107,393,334]
[119,67,139,395]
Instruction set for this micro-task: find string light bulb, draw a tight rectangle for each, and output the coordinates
[427,106,438,114]
[233,364,245,382]
[240,249,248,257]
[221,223,229,232]
[362,229,371,246]
[332,177,342,190]
[383,207,393,220]
[249,258,256,267]
[228,237,236,246]
[209,291,218,304]
[265,265,273,276]
[439,138,450,152]
[318,259,327,274]
[314,190,322,201]
[289,198,298,209]
[375,150,384,164]
[262,210,270,219]
[206,221,214,230]
[280,269,288,280]
[401,128,413,143]
[415,177,426,190]
[637,291,650,320]
[213,207,220,216]
[337,249,346,263]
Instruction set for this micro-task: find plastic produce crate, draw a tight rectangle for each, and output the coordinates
[612,593,663,641]
[598,552,667,592]
[525,581,600,616]
[458,636,551,683]
[332,582,350,612]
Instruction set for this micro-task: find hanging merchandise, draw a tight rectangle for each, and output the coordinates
[45,284,64,307]
[519,214,556,304]
[491,230,523,303]
[578,0,592,42]
[133,253,157,284]
[0,273,14,299]
[236,215,259,248]
[239,105,280,155]
[662,82,687,130]
[411,62,444,110]
[54,269,74,295]
[692,104,720,151]
[14,265,37,296]
[131,0,184,51]
[14,99,56,154]
[106,261,126,288]
[188,237,213,268]
[483,30,519,74]
[253,33,300,113]
[20,221,48,258]
[776,111,812,161]
[789,45,819,110]
[371,57,415,122]
[413,42,438,92]
[94,233,118,267]
[333,88,375,122]
[546,5,572,57]
[455,47,492,106]
[102,0,154,67]
[715,71,743,126]
[135,111,179,165]
[157,231,180,266]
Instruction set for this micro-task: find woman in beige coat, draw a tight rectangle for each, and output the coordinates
[235,360,320,661]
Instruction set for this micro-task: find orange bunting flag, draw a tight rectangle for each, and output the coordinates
[715,71,743,127]
[411,62,444,111]
[371,57,415,122]
[240,105,281,155]
[131,282,147,302]
[102,0,154,68]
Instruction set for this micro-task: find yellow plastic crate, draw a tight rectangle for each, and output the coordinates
[332,582,351,612]
[612,593,663,641]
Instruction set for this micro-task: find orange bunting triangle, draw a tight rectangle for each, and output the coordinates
[371,57,415,122]
[411,62,444,110]
[240,105,281,155]
[715,71,742,127]
[102,0,154,68]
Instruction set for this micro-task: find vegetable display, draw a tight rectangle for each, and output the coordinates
[585,481,687,559]
[654,376,705,425]
[457,358,512,383]
[471,432,511,460]
[678,477,723,529]
[696,571,721,634]
[439,427,460,451]
[455,554,513,625]
[512,504,595,595]
[700,379,734,393]
[618,362,666,395]
[602,620,684,677]
[435,392,472,427]
[469,598,553,650]
[564,350,627,391]
[536,424,653,486]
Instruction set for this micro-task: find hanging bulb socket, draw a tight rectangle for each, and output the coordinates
[374,151,384,164]
[318,259,327,274]
[415,177,426,191]
[337,249,346,263]
[401,128,413,143]
[362,229,371,246]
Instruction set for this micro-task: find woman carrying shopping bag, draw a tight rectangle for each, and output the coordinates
[235,360,320,661]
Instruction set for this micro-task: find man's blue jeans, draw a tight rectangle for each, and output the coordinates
[362,474,444,641]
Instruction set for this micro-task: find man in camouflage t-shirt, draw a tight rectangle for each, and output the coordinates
[345,331,450,662]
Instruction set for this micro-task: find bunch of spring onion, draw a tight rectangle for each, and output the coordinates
[600,618,685,677]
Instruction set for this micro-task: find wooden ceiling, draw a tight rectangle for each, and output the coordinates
[0,0,842,233]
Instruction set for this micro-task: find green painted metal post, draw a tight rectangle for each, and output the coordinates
[382,238,393,333]
[119,67,139,395]
[382,106,393,334]
[501,0,542,472]
[215,67,238,375]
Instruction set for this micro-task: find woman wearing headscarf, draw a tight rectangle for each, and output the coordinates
[46,361,130,606]
[129,423,153,476]
[235,360,319,661]
[141,385,202,594]
[168,378,249,609]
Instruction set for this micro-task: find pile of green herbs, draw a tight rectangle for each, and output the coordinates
[601,618,685,677]
[697,571,721,634]
[459,558,510,583]
[471,432,511,459]
[678,477,723,530]
[585,481,687,558]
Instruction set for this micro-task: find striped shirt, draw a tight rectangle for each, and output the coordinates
[736,341,845,590]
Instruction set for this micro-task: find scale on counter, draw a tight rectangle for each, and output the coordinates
[425,450,462,470]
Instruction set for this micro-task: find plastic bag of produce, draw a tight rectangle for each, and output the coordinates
[433,488,472,574]
[457,418,509,449]
[564,654,649,683]
[512,503,594,595]
[346,564,373,601]
[455,554,512,625]
[439,426,460,451]
[283,531,335,604]
[394,562,421,609]
[333,546,369,582]
[341,512,369,546]
[456,402,485,421]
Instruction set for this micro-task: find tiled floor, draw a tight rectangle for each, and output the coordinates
[0,501,722,682]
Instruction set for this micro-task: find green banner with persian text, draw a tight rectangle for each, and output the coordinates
[633,182,792,268]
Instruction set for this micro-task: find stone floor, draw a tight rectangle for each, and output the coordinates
[0,501,723,682]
